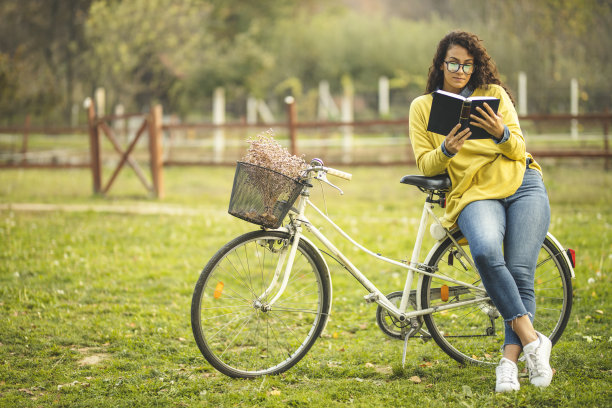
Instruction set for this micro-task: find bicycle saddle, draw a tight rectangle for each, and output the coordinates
[400,174,452,191]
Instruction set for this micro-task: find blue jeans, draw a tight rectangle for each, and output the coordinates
[457,169,550,347]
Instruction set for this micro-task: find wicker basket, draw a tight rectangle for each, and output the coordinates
[228,162,305,229]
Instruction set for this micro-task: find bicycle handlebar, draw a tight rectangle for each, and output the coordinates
[308,158,352,181]
[325,167,352,181]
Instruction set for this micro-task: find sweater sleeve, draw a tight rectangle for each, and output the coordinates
[409,95,453,176]
[493,86,525,160]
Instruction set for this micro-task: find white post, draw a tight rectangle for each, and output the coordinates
[318,80,339,120]
[570,78,579,140]
[341,77,354,164]
[246,96,257,124]
[378,76,390,117]
[257,100,275,124]
[114,104,126,141]
[213,87,225,163]
[71,103,79,127]
[95,87,106,116]
[518,72,527,117]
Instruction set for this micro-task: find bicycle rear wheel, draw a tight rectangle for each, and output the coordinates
[191,230,331,378]
[421,230,573,365]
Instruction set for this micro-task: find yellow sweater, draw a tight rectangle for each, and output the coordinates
[409,84,541,228]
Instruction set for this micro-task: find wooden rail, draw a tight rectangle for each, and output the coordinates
[1,109,610,176]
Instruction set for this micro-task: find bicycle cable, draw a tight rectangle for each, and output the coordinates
[317,178,329,216]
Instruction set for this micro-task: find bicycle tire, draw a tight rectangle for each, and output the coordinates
[421,230,573,366]
[191,230,331,378]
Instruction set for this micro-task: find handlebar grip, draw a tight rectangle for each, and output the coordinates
[325,167,352,181]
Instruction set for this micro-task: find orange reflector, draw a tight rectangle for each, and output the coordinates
[213,282,224,299]
[440,285,449,302]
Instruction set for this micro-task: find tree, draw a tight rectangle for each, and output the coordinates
[0,0,93,124]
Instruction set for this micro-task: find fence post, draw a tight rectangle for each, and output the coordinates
[148,104,164,199]
[518,72,527,117]
[285,96,297,156]
[341,75,354,163]
[571,78,579,140]
[378,76,390,117]
[247,96,257,124]
[213,87,225,163]
[87,101,102,194]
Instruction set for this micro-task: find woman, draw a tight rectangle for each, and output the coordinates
[409,31,553,392]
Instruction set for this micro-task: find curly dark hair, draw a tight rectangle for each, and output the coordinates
[425,30,515,104]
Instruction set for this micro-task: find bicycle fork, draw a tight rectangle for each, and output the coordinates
[256,228,304,309]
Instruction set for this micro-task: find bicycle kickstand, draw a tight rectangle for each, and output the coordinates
[401,322,420,368]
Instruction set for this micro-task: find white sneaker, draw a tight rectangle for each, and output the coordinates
[495,357,520,392]
[523,332,553,387]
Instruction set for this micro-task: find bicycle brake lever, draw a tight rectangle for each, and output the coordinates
[315,172,344,195]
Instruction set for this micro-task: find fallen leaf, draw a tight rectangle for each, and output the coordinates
[268,388,281,396]
[332,332,339,339]
[595,310,604,315]
[365,362,375,368]
[374,365,393,375]
[409,376,421,383]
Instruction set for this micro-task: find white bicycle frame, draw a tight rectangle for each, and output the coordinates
[264,176,489,323]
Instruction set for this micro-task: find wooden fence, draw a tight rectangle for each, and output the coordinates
[0,103,610,198]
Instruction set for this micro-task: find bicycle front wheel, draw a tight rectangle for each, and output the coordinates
[421,231,573,366]
[191,230,331,378]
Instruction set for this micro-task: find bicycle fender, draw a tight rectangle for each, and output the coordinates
[546,232,576,279]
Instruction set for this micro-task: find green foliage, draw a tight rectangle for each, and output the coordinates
[0,0,611,123]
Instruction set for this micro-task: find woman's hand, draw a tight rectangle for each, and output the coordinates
[470,102,505,140]
[445,123,472,155]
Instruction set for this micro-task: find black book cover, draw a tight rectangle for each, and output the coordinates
[427,90,500,140]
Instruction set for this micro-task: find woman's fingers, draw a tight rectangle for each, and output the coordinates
[445,124,471,155]
[470,103,504,139]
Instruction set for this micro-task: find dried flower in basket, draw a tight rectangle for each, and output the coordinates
[241,129,307,179]
[238,130,307,227]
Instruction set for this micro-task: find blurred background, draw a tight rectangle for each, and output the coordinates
[0,0,610,169]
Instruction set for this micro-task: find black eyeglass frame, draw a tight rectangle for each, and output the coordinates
[444,61,474,74]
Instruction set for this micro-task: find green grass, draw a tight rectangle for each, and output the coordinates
[1,162,610,407]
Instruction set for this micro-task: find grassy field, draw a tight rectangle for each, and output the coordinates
[1,162,610,407]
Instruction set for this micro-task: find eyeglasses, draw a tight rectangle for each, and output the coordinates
[444,61,474,74]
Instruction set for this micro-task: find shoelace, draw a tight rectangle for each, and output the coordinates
[523,352,545,377]
[498,362,517,383]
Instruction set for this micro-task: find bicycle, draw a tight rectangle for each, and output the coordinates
[191,159,575,378]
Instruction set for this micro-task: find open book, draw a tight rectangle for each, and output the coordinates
[427,90,500,140]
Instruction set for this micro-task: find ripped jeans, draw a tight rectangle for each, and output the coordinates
[457,169,550,347]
